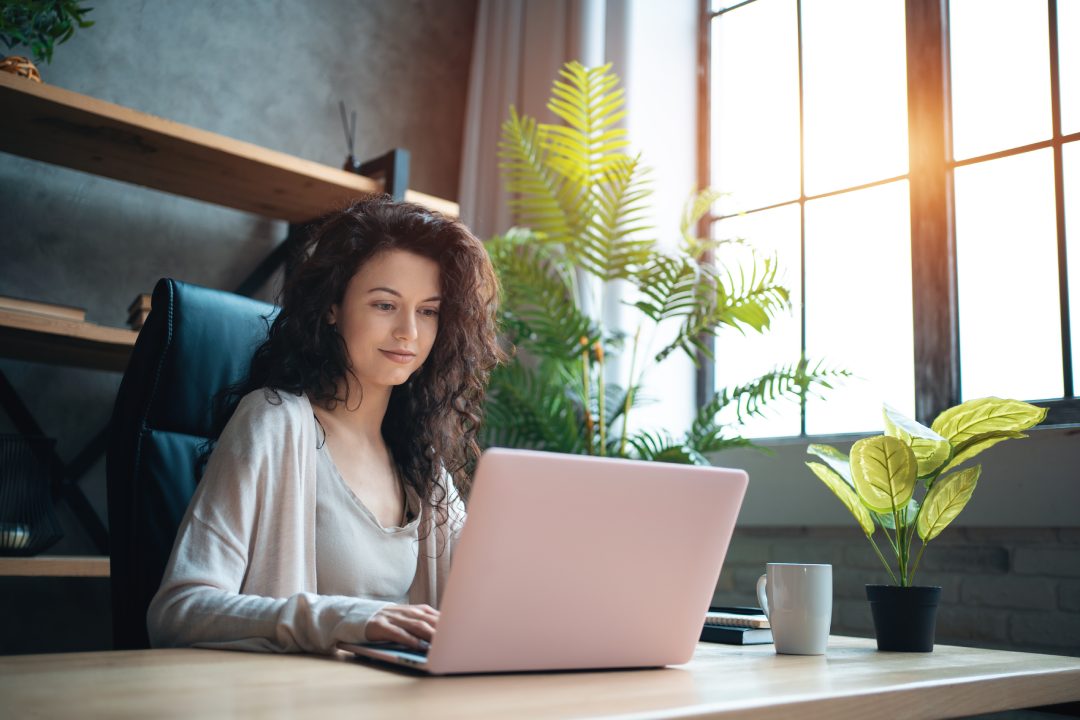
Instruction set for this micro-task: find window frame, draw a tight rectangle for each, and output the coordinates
[697,0,1080,430]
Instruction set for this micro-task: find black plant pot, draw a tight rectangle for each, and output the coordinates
[866,585,942,652]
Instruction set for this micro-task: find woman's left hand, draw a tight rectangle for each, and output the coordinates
[365,603,440,650]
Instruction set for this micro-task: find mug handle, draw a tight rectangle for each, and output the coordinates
[756,574,770,619]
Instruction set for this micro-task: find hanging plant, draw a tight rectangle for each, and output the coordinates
[1,1,94,65]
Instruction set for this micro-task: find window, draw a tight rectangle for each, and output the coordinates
[701,0,1079,436]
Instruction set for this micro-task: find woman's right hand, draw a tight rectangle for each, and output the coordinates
[365,603,439,650]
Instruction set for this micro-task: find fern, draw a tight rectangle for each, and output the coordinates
[484,61,848,464]
[488,230,597,359]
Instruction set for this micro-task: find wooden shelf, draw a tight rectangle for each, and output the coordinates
[0,73,458,222]
[0,555,110,577]
[0,308,138,372]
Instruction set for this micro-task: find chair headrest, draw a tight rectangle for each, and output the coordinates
[141,279,278,438]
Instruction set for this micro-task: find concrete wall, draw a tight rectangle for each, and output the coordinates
[0,0,477,653]
[0,0,477,548]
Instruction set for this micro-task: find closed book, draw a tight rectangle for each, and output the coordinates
[705,607,769,629]
[700,624,774,645]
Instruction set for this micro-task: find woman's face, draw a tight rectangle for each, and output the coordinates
[329,249,441,390]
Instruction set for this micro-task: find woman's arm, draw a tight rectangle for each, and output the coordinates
[146,391,389,654]
[147,514,390,653]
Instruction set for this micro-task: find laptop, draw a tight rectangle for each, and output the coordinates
[341,447,748,674]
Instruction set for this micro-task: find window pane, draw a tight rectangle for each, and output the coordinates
[801,0,908,195]
[950,0,1052,160]
[955,149,1063,400]
[713,204,802,438]
[711,0,753,11]
[804,181,914,435]
[711,0,800,212]
[1065,141,1080,392]
[1061,0,1080,135]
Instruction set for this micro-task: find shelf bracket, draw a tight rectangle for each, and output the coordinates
[346,147,410,200]
[0,369,110,554]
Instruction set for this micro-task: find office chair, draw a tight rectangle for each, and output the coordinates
[106,278,277,650]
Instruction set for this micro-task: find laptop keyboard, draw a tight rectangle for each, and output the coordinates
[383,643,429,660]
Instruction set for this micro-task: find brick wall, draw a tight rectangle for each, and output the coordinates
[712,527,1080,657]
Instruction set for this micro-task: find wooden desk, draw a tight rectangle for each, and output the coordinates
[1,637,1078,719]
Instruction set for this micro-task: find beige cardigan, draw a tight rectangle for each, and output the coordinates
[146,389,464,653]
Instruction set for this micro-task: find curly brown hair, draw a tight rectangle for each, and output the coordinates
[213,196,504,511]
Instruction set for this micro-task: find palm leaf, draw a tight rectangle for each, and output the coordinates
[498,107,580,245]
[654,248,790,364]
[581,154,655,280]
[628,430,706,465]
[693,358,851,431]
[487,231,597,359]
[631,253,699,322]
[482,360,585,454]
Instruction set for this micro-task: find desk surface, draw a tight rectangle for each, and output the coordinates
[2,636,1078,719]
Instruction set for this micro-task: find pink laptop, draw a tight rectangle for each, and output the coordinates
[341,448,748,674]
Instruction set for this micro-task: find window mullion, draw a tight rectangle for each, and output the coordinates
[906,0,958,425]
[1048,0,1074,398]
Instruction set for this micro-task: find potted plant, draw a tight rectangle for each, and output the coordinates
[0,0,94,82]
[805,397,1046,651]
[483,61,848,461]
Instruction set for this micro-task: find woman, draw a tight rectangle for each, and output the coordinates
[147,197,504,654]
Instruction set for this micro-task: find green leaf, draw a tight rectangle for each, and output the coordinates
[849,436,917,514]
[930,397,1047,445]
[882,404,950,477]
[806,462,874,537]
[873,498,920,529]
[917,465,981,542]
[806,443,852,486]
[629,430,707,465]
[936,430,1027,476]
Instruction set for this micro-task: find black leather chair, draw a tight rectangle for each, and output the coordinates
[106,278,277,649]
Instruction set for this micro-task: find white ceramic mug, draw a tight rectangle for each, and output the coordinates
[756,563,832,655]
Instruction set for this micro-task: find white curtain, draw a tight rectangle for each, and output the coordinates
[459,0,699,436]
[458,0,619,240]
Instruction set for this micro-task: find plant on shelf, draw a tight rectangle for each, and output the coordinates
[0,0,94,81]
[482,61,848,462]
[806,398,1046,586]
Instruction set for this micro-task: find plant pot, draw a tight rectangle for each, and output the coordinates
[0,56,42,83]
[866,584,942,652]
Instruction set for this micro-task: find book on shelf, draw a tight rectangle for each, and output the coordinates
[127,293,152,331]
[0,295,86,323]
[700,624,774,645]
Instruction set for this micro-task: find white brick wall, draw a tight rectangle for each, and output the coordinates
[713,527,1080,656]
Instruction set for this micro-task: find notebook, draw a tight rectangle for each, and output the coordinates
[340,447,749,674]
[700,624,773,645]
[705,606,770,629]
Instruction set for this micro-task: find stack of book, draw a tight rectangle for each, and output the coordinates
[700,606,772,645]
[127,294,152,331]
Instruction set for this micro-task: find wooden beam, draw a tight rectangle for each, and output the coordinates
[0,555,110,577]
[906,0,959,424]
[0,73,459,222]
[0,309,137,373]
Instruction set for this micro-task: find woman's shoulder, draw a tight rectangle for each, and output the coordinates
[226,388,314,437]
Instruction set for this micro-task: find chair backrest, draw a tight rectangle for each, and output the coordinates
[106,278,277,649]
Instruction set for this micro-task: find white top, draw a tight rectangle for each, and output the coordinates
[146,389,466,654]
[315,442,421,600]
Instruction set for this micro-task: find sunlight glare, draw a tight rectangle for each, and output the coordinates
[713,204,803,438]
[803,181,914,435]
[801,0,908,195]
[955,149,1063,401]
[950,0,1052,160]
[712,0,800,213]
